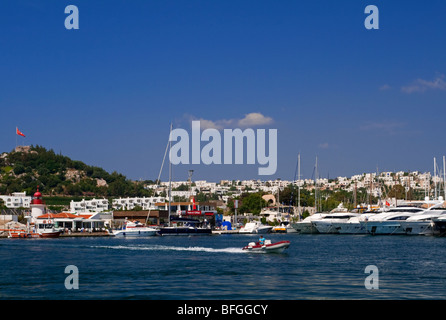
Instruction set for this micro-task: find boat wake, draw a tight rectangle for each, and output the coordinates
[92,244,245,254]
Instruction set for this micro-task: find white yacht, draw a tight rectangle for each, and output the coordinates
[334,212,378,234]
[291,213,327,234]
[239,220,272,234]
[113,220,158,237]
[308,203,358,234]
[363,206,427,235]
[432,216,446,236]
[401,202,446,235]
[260,206,294,224]
[311,212,361,234]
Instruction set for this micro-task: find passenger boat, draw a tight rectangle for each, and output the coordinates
[8,219,61,238]
[113,220,158,237]
[242,240,290,253]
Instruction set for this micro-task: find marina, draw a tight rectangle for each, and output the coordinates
[1,233,446,300]
[1,0,445,306]
[3,182,446,301]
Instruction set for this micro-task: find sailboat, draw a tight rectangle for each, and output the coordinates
[291,155,324,233]
[157,124,212,236]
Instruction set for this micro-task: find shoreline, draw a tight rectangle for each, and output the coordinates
[0,232,113,238]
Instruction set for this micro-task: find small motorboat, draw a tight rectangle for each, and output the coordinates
[242,239,290,253]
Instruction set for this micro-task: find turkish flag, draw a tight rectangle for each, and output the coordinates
[16,127,25,137]
[385,201,390,206]
[192,197,196,210]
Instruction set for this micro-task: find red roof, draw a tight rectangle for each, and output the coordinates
[37,212,78,219]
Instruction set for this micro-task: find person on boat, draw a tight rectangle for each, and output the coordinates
[259,235,265,245]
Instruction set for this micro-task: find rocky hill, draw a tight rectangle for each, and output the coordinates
[0,145,150,197]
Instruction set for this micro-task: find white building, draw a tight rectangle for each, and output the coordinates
[0,192,32,208]
[171,190,196,198]
[112,196,166,211]
[70,198,109,213]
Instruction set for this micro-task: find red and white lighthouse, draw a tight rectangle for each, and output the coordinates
[30,186,46,219]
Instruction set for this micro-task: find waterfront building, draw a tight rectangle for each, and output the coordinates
[37,212,106,233]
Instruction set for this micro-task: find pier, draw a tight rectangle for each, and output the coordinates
[212,229,239,235]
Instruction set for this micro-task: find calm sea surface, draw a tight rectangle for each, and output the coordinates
[1,233,446,300]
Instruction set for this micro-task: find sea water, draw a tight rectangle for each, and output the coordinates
[1,234,446,300]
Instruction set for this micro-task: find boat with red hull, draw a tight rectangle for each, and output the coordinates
[8,229,61,238]
[242,240,290,253]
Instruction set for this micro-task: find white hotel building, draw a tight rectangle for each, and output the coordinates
[70,196,168,213]
[112,196,166,211]
[0,192,32,208]
[70,198,110,213]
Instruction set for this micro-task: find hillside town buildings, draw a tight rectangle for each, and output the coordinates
[0,171,443,211]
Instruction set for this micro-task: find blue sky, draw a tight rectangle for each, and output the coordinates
[1,0,446,182]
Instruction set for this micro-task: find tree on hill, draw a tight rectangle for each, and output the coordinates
[0,145,151,197]
[228,192,267,215]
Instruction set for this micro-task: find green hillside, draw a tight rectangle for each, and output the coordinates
[0,145,151,198]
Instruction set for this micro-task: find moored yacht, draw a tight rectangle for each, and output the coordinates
[291,213,327,234]
[401,202,446,235]
[364,206,427,235]
[158,217,212,236]
[113,220,158,237]
[309,203,358,234]
[334,212,378,234]
[311,212,361,234]
[239,220,272,234]
[432,216,446,236]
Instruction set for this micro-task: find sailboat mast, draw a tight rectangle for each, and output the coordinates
[168,123,172,226]
[443,155,446,201]
[315,156,318,213]
[298,153,301,217]
[434,157,437,200]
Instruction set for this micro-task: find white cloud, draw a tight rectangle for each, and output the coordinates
[401,74,446,93]
[318,142,329,149]
[237,113,273,127]
[360,121,406,135]
[190,112,274,130]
